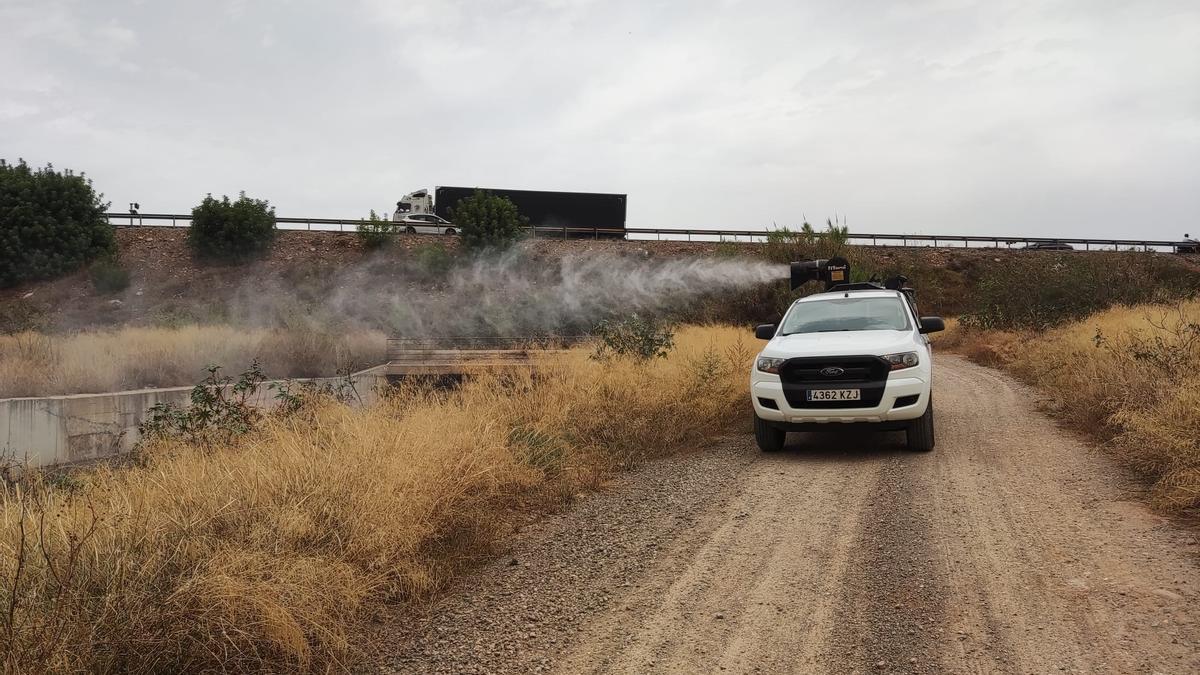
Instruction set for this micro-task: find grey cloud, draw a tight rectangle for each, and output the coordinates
[0,0,1196,238]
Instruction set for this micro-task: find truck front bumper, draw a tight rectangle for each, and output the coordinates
[751,375,929,426]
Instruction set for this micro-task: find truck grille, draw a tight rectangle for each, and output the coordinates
[778,355,891,409]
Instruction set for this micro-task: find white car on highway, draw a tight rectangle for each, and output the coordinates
[393,212,457,235]
[750,286,945,452]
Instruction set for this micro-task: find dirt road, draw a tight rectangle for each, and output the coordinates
[373,356,1200,674]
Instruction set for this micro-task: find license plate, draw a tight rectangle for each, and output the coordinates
[806,389,861,401]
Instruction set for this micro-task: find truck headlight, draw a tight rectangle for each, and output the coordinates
[883,351,920,370]
[756,356,786,374]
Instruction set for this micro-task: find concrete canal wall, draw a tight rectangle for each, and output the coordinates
[0,368,387,469]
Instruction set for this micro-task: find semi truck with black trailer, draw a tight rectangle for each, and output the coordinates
[394,186,627,238]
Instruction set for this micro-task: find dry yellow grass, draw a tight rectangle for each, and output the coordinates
[941,300,1200,510]
[0,326,387,398]
[0,325,753,673]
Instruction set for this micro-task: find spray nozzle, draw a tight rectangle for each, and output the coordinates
[789,256,851,290]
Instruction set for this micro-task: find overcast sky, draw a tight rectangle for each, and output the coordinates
[2,0,1197,237]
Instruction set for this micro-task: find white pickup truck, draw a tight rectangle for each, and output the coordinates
[750,271,945,453]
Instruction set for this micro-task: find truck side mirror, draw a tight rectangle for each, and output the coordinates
[755,324,777,340]
[918,316,945,334]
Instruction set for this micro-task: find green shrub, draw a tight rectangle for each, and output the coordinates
[0,159,114,287]
[592,314,675,361]
[413,242,452,277]
[89,256,131,294]
[187,193,276,262]
[139,362,267,448]
[449,190,527,250]
[356,209,395,249]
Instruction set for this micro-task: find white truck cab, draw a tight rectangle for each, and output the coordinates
[750,259,945,453]
[394,189,435,219]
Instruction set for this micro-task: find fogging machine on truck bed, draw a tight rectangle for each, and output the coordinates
[790,256,914,301]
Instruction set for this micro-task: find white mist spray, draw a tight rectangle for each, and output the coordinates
[237,249,789,337]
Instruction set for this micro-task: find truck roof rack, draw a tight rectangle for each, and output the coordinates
[819,274,919,311]
[825,282,886,292]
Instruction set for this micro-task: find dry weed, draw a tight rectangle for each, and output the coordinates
[0,325,752,672]
[0,326,386,398]
[943,300,1200,510]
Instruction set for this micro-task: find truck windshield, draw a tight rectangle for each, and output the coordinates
[780,296,910,334]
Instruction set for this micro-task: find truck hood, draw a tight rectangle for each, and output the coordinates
[762,330,918,358]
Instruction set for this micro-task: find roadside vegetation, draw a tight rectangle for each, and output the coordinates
[87,255,131,295]
[188,192,276,262]
[591,313,675,361]
[450,189,528,250]
[959,253,1200,330]
[938,300,1200,510]
[0,325,752,672]
[762,218,853,264]
[355,209,396,249]
[0,159,114,288]
[0,325,384,398]
[937,253,1200,510]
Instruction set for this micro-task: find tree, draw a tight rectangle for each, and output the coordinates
[450,190,527,250]
[0,159,114,287]
[188,192,276,262]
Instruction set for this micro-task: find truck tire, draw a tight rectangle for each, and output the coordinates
[754,414,786,453]
[906,396,935,452]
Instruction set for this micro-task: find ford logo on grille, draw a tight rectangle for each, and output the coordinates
[819,367,845,377]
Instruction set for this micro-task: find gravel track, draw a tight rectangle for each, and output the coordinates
[371,356,1200,674]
